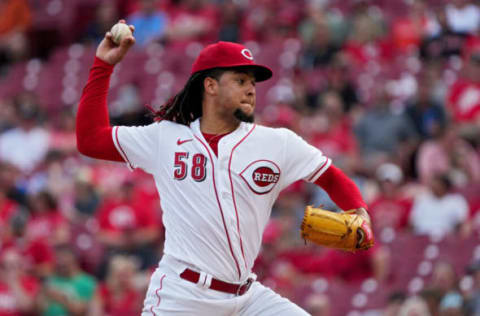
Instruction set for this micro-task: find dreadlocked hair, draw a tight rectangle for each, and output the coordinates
[150,68,226,126]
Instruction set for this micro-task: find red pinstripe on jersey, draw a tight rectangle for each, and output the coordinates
[150,274,165,316]
[228,124,256,271]
[194,135,242,280]
[114,126,134,169]
[307,159,329,182]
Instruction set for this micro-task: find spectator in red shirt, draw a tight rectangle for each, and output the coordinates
[89,255,143,316]
[25,191,70,246]
[0,189,19,233]
[369,163,412,233]
[0,248,39,316]
[310,91,359,172]
[96,181,160,272]
[1,210,55,279]
[391,0,440,53]
[447,51,480,132]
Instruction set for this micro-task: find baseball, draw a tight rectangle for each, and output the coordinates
[110,23,132,45]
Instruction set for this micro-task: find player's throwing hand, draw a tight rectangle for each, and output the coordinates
[96,20,135,65]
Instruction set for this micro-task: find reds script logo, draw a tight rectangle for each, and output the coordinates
[240,160,281,194]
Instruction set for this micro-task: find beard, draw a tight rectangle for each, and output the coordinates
[233,108,254,123]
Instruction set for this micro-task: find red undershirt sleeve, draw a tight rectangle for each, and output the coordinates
[76,57,124,162]
[314,165,367,210]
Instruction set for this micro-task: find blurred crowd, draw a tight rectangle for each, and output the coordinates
[1,0,480,315]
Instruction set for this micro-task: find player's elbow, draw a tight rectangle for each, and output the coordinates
[76,122,90,156]
[76,134,93,157]
[76,127,118,160]
[76,131,102,158]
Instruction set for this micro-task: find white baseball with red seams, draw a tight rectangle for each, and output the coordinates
[110,22,132,45]
[112,118,331,284]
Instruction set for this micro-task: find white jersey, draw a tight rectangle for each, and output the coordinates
[112,118,331,283]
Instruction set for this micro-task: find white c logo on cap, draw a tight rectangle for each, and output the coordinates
[241,48,254,60]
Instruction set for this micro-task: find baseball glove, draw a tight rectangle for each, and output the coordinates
[300,206,374,252]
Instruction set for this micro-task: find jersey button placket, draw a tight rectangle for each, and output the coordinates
[219,142,242,275]
[216,138,230,202]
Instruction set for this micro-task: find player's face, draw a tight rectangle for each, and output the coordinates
[215,70,256,123]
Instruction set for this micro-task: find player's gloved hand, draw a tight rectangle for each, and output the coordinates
[300,205,374,252]
[96,20,135,65]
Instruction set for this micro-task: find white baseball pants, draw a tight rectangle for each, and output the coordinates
[141,254,310,316]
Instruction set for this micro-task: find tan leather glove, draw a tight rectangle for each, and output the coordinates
[301,206,374,252]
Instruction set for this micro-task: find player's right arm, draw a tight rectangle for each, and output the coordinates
[76,20,135,162]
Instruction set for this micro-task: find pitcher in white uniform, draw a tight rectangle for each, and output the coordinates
[76,21,373,315]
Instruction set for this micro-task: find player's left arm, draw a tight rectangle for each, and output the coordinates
[280,128,373,249]
[314,165,371,224]
[303,165,374,251]
[280,128,370,222]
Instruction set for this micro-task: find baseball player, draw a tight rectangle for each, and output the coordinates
[76,21,374,315]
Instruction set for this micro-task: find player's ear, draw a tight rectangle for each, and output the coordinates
[203,76,219,96]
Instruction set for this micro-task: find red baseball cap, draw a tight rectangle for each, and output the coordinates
[191,41,273,82]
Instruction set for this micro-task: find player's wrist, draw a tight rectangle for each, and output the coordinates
[94,56,115,69]
[352,207,371,225]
